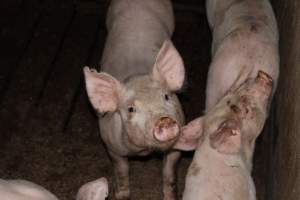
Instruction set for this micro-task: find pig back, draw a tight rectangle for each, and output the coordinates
[205,0,279,109]
[207,0,278,55]
[101,0,175,82]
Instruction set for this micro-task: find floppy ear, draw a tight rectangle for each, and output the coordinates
[152,40,185,91]
[83,67,125,114]
[76,177,108,200]
[209,119,241,154]
[173,117,204,151]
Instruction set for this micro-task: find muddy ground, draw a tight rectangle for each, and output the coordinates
[0,0,268,199]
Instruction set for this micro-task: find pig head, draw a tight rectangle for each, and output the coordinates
[84,40,185,153]
[174,71,273,200]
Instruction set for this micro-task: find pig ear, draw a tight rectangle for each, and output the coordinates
[173,117,203,151]
[209,119,241,154]
[152,40,185,91]
[76,177,108,200]
[83,67,125,114]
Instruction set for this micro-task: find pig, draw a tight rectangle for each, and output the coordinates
[205,0,279,110]
[83,0,185,199]
[174,71,274,200]
[0,178,108,200]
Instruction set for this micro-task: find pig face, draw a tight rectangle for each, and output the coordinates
[84,40,185,151]
[175,71,273,159]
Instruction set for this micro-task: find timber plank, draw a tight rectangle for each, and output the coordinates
[27,11,100,133]
[0,0,41,102]
[0,3,75,137]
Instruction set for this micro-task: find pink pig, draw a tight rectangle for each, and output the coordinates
[173,0,279,199]
[83,0,185,200]
[175,71,274,200]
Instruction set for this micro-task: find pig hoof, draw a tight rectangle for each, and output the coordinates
[115,189,130,200]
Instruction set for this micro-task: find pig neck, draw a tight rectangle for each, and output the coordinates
[194,138,249,173]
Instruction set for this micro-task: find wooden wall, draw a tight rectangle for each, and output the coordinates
[268,0,300,199]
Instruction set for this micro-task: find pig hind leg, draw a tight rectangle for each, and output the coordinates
[109,151,130,200]
[162,151,181,200]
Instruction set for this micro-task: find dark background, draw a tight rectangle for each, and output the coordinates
[0,0,299,200]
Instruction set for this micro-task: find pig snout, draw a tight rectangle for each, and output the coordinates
[153,117,180,142]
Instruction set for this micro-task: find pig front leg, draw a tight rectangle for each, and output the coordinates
[162,151,181,200]
[109,151,130,200]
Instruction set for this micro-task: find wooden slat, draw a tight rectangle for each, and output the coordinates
[62,13,107,131]
[0,2,75,138]
[0,5,106,200]
[0,0,41,103]
[26,11,101,133]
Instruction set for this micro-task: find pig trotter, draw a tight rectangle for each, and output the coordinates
[163,151,181,200]
[109,151,130,200]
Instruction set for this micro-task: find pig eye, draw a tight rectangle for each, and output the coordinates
[164,94,170,101]
[128,106,136,113]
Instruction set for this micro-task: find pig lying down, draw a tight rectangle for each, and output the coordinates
[0,178,108,200]
[83,0,185,199]
[175,71,274,200]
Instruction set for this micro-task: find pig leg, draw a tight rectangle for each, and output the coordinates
[162,151,181,200]
[109,151,130,200]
